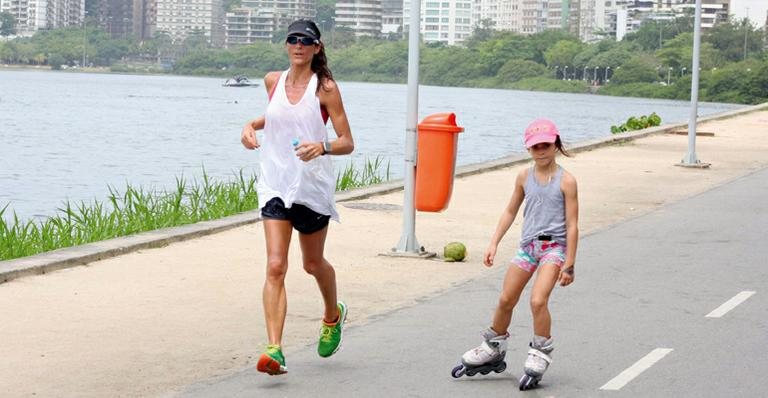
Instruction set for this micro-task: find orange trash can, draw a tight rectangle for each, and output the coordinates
[415,112,464,212]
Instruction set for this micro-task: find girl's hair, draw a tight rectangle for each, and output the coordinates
[555,136,572,157]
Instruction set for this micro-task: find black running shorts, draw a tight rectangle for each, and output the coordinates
[261,197,330,234]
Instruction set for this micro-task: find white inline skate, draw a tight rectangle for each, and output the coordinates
[519,335,554,390]
[451,328,508,378]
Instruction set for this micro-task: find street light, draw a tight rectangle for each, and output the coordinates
[681,67,687,77]
[563,65,568,81]
[82,11,88,67]
[604,66,611,83]
[583,66,588,81]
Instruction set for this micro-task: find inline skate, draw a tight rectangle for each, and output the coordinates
[518,336,554,390]
[451,328,508,378]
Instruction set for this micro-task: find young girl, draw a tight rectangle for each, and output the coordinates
[240,19,354,375]
[452,118,578,390]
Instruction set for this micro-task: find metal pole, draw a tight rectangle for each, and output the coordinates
[394,0,423,254]
[681,0,706,166]
[743,7,749,61]
[82,17,87,67]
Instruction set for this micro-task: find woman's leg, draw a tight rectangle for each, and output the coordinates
[529,263,561,337]
[298,226,338,322]
[491,265,534,335]
[262,219,293,346]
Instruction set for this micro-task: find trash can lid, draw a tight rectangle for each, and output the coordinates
[418,112,464,133]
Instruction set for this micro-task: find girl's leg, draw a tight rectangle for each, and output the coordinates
[298,226,338,322]
[262,219,293,346]
[529,263,561,337]
[491,265,534,334]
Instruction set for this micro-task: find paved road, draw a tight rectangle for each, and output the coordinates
[181,168,768,397]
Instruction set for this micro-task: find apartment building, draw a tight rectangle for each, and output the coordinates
[133,0,157,41]
[155,0,224,46]
[608,0,730,40]
[0,0,84,35]
[381,0,402,34]
[404,0,473,45]
[473,0,521,31]
[224,7,278,45]
[223,0,315,46]
[336,0,382,36]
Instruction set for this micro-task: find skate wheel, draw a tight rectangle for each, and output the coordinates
[519,374,538,390]
[480,369,491,375]
[494,361,507,373]
[451,364,466,378]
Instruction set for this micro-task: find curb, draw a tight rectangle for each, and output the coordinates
[2,102,766,283]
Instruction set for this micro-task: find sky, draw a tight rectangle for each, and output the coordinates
[730,0,768,28]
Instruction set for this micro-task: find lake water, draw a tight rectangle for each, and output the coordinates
[0,69,743,220]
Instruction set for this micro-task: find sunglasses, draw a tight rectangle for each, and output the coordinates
[286,36,318,46]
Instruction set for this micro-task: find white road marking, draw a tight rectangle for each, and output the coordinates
[599,348,673,391]
[705,291,756,318]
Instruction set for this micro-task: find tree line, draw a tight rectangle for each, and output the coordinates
[1,13,766,105]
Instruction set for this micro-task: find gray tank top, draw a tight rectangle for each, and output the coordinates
[520,166,566,248]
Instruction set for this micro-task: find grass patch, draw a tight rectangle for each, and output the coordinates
[1,158,391,261]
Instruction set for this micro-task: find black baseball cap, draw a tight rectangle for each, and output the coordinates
[287,19,321,41]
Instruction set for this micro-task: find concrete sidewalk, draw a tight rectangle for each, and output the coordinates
[1,106,767,397]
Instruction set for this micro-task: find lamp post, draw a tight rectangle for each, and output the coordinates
[681,67,687,77]
[393,0,426,255]
[583,66,588,81]
[82,12,88,67]
[743,7,749,61]
[604,66,610,83]
[563,65,568,81]
[680,0,707,167]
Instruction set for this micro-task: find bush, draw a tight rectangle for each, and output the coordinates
[611,112,662,134]
[47,53,65,70]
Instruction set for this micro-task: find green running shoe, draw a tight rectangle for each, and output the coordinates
[317,301,348,358]
[256,344,287,375]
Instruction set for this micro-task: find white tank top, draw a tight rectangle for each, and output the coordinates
[257,70,338,221]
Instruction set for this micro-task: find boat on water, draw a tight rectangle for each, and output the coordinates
[222,75,260,87]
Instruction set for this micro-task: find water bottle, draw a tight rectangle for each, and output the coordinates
[293,137,324,179]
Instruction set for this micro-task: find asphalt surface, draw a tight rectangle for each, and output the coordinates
[180,167,768,398]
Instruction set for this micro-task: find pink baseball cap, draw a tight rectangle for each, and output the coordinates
[524,118,560,149]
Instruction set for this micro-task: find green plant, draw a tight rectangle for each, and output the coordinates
[1,159,392,261]
[611,112,662,134]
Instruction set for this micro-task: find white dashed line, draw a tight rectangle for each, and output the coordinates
[705,291,756,318]
[599,348,673,391]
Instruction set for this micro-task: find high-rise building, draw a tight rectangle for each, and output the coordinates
[95,0,133,39]
[381,0,402,35]
[473,0,521,31]
[336,0,382,37]
[224,7,279,46]
[223,0,315,46]
[0,0,84,35]
[404,0,473,45]
[155,0,224,45]
[133,0,156,41]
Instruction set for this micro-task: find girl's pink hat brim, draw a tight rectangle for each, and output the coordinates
[524,118,560,148]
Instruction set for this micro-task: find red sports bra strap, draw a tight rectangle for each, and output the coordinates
[268,72,280,101]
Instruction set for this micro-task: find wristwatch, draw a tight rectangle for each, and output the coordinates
[322,140,331,155]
